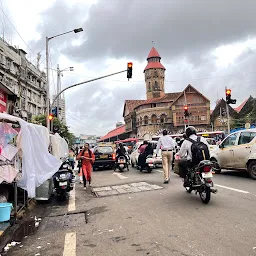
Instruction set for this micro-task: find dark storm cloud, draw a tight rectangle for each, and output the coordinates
[64,0,256,62]
[29,0,256,135]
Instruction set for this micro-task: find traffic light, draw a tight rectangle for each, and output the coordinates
[226,89,236,104]
[127,62,133,79]
[52,107,57,117]
[184,105,189,118]
[48,114,54,121]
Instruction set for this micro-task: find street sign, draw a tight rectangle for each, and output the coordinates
[245,123,250,129]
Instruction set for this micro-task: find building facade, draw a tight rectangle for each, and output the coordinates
[0,38,47,120]
[123,47,211,139]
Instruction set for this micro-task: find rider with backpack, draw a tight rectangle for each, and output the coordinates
[176,126,210,186]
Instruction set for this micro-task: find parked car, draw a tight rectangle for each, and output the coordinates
[93,145,116,170]
[130,141,162,168]
[210,128,256,179]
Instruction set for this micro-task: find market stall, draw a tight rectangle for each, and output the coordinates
[0,113,61,218]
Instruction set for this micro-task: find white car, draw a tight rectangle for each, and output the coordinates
[130,141,162,168]
[210,128,256,179]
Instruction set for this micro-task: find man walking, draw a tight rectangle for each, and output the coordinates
[155,130,176,184]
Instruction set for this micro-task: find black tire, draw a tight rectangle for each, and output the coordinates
[248,161,256,180]
[199,186,211,204]
[211,158,221,174]
[147,167,152,173]
[131,162,134,168]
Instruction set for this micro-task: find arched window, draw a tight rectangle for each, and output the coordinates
[154,81,159,90]
[139,117,143,126]
[151,114,157,124]
[160,114,167,123]
[144,116,148,125]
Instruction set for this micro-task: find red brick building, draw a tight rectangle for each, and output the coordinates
[123,47,211,139]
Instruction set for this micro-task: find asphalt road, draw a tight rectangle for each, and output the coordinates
[8,167,256,256]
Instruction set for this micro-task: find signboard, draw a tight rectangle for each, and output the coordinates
[0,89,7,113]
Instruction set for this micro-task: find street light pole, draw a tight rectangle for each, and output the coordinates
[45,27,83,131]
[57,64,60,118]
[46,36,50,130]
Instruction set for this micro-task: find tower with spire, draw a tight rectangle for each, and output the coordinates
[144,47,166,100]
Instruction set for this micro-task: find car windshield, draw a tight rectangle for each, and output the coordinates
[95,146,113,154]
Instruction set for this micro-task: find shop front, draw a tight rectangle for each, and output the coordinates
[0,83,16,115]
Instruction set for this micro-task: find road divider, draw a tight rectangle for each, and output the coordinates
[63,232,76,256]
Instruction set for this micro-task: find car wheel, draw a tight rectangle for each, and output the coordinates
[248,160,256,180]
[211,158,221,174]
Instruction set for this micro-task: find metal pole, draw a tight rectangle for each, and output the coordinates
[46,37,50,130]
[57,64,60,118]
[226,101,230,134]
[51,69,127,109]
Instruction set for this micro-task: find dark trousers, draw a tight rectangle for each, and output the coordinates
[178,160,192,178]
[82,172,91,187]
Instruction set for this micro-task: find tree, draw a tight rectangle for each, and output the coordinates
[31,114,75,147]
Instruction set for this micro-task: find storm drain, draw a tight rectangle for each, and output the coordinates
[92,182,163,197]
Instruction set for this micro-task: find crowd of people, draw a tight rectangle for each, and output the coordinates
[68,126,210,189]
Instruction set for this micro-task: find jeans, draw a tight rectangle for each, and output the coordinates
[178,160,192,178]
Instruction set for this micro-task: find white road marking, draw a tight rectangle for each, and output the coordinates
[112,172,128,179]
[63,232,76,256]
[68,184,76,212]
[215,184,250,194]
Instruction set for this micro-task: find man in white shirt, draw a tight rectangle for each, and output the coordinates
[155,130,176,184]
[176,126,209,184]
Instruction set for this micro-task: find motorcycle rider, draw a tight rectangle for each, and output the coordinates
[115,143,129,170]
[176,126,209,186]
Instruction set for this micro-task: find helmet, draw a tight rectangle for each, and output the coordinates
[185,126,197,138]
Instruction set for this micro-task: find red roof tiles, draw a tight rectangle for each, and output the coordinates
[234,98,248,113]
[99,125,126,141]
[144,61,166,72]
[147,47,161,59]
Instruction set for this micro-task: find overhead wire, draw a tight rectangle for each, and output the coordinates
[0,3,34,54]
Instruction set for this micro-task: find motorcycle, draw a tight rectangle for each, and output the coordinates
[184,160,217,204]
[115,156,129,172]
[137,154,154,173]
[53,159,75,200]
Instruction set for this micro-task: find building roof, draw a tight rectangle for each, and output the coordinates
[147,47,161,59]
[234,98,248,113]
[144,61,166,72]
[99,125,126,141]
[123,100,146,116]
[134,92,181,109]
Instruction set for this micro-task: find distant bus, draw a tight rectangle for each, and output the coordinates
[114,138,139,153]
[152,131,225,142]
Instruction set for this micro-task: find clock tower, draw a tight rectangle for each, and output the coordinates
[144,47,166,100]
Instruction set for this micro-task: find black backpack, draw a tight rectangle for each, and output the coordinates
[187,137,210,165]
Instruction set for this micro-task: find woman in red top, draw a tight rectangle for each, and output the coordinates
[77,143,95,190]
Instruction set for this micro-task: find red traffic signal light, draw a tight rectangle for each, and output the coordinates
[226,89,231,95]
[127,62,133,79]
[184,105,188,110]
[48,114,54,121]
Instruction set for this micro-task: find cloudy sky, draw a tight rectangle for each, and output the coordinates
[1,0,256,136]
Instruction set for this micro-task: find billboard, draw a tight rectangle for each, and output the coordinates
[0,89,7,113]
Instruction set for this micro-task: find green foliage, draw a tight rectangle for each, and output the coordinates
[31,114,75,147]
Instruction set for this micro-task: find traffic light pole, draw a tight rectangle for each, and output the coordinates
[50,69,127,109]
[226,102,230,134]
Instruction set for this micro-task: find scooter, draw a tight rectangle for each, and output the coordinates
[53,159,75,200]
[115,156,129,172]
[137,154,154,173]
